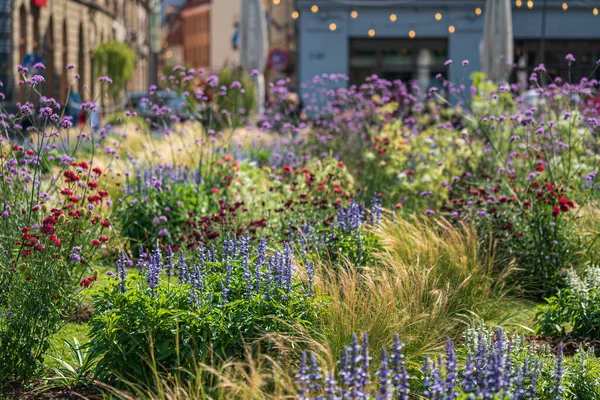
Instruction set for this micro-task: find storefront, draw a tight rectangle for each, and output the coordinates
[296,0,600,95]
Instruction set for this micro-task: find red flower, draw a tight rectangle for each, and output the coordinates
[90,239,101,246]
[88,195,102,203]
[49,235,61,247]
[552,206,560,217]
[395,203,403,209]
[64,171,80,182]
[60,188,73,196]
[337,162,345,168]
[25,149,35,156]
[69,196,79,203]
[79,162,89,170]
[282,165,292,173]
[92,167,102,176]
[100,220,111,228]
[79,276,97,288]
[535,165,545,172]
[87,182,98,189]
[98,235,110,243]
[98,190,109,198]
[210,188,219,194]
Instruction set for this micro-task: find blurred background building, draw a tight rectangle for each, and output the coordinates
[0,0,150,107]
[161,0,298,83]
[296,0,600,93]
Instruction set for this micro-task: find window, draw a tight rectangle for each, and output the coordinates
[512,39,600,83]
[349,38,448,85]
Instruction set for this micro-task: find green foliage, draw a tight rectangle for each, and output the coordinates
[0,257,70,383]
[45,337,100,388]
[93,41,136,102]
[536,267,600,339]
[89,255,323,384]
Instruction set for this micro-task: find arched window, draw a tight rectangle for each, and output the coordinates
[61,20,68,103]
[44,16,55,99]
[18,5,27,103]
[78,23,85,97]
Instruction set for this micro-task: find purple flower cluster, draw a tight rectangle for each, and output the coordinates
[296,329,563,399]
[111,235,313,304]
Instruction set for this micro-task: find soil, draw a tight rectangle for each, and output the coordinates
[1,384,103,399]
[527,335,600,357]
[67,305,94,323]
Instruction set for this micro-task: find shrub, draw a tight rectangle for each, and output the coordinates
[89,236,323,383]
[535,267,600,339]
[92,41,136,102]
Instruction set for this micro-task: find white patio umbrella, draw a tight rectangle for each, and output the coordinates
[239,0,269,114]
[480,0,514,82]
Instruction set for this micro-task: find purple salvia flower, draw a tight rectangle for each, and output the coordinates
[296,352,309,400]
[137,245,148,273]
[445,337,459,399]
[255,238,266,293]
[178,250,188,284]
[324,371,338,400]
[308,353,323,393]
[552,342,564,398]
[462,353,477,393]
[390,333,409,399]
[376,348,392,400]
[240,234,252,298]
[165,245,174,277]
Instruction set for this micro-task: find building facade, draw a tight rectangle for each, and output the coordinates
[162,0,297,79]
[296,0,600,93]
[1,0,150,106]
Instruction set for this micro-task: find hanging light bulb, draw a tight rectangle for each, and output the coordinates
[562,2,568,10]
[435,12,442,20]
[311,4,318,13]
[273,0,280,4]
[329,23,337,31]
[527,0,534,9]
[368,29,376,37]
[390,13,397,22]
[594,7,599,15]
[408,30,416,38]
[351,10,358,18]
[516,0,522,7]
[448,25,455,33]
[475,7,482,15]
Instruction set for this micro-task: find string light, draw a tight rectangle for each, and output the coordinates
[390,13,397,22]
[273,0,280,4]
[351,10,358,18]
[475,7,482,15]
[527,0,533,9]
[435,12,442,20]
[594,7,599,15]
[311,4,318,13]
[562,2,568,10]
[448,25,455,33]
[329,23,337,31]
[368,29,376,37]
[292,10,299,19]
[516,0,522,6]
[408,29,416,38]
